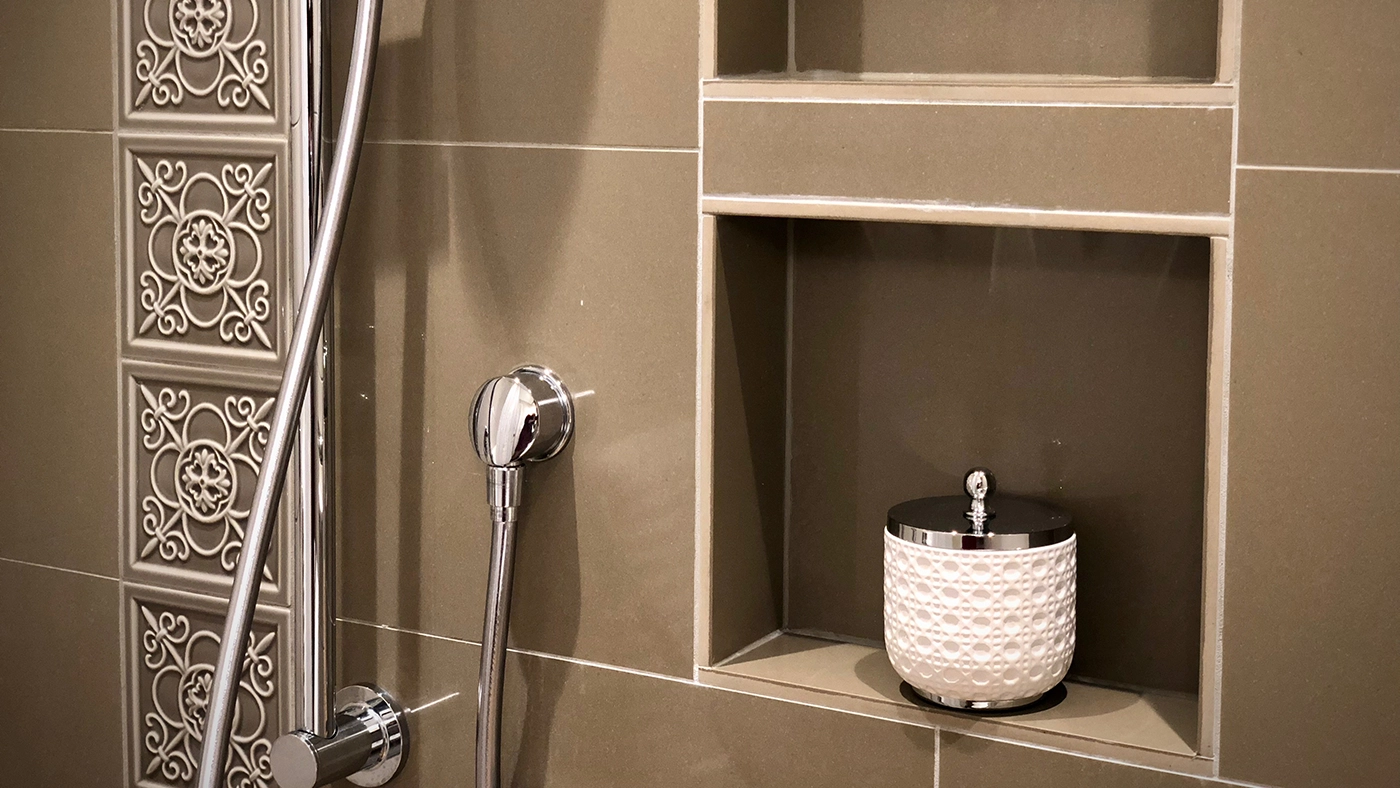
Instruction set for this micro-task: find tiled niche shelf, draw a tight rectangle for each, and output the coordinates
[701,1,1242,235]
[697,215,1229,776]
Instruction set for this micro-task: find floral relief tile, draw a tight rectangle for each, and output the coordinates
[123,138,287,366]
[123,361,291,604]
[126,584,290,788]
[124,0,283,127]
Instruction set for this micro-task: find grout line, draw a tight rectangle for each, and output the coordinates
[712,629,784,668]
[364,138,698,154]
[335,616,699,687]
[507,646,699,687]
[337,616,478,645]
[702,96,1234,110]
[934,728,941,788]
[782,218,795,629]
[0,126,113,135]
[1235,163,1400,175]
[786,0,797,73]
[0,556,120,583]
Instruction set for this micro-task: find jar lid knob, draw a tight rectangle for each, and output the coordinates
[964,467,996,535]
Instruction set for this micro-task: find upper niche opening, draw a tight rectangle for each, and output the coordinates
[716,0,1221,81]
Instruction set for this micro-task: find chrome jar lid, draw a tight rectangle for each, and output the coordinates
[886,468,1074,551]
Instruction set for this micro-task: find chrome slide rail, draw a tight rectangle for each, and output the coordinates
[194,0,408,786]
[470,367,576,788]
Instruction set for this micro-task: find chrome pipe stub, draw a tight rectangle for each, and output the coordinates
[271,684,410,788]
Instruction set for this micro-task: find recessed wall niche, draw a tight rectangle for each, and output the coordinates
[715,0,1221,80]
[707,216,1214,754]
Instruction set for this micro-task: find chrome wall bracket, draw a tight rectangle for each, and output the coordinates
[270,684,411,788]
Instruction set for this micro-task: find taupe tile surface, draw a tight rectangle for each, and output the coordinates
[941,733,1211,787]
[0,561,123,787]
[786,221,1210,694]
[710,217,788,662]
[0,1,113,130]
[716,0,787,75]
[704,101,1233,216]
[336,0,698,147]
[338,619,942,787]
[336,143,697,676]
[795,0,1218,79]
[0,131,119,575]
[1239,0,1400,168]
[1220,170,1400,788]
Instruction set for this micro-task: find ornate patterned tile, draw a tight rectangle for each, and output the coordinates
[122,0,284,128]
[121,136,288,367]
[125,584,291,788]
[123,361,292,604]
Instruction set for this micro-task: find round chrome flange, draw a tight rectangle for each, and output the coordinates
[337,684,410,787]
[510,365,574,460]
[913,686,1043,711]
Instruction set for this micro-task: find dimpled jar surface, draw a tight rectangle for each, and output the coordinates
[883,531,1076,703]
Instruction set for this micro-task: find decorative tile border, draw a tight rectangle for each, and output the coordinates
[125,583,291,788]
[122,0,286,129]
[122,360,291,605]
[121,135,288,368]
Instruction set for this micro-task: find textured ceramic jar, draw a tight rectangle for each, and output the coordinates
[884,469,1076,710]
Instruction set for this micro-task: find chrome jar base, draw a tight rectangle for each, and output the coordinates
[912,686,1044,711]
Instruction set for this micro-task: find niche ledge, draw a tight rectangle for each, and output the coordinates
[699,632,1210,776]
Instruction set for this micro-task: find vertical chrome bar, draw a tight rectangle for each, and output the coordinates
[477,472,521,788]
[196,1,383,785]
[292,0,336,741]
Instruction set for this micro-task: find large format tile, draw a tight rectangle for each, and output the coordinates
[704,101,1233,216]
[0,131,119,575]
[335,0,698,147]
[338,619,942,787]
[0,560,123,787]
[336,143,698,676]
[795,0,1218,78]
[1220,170,1400,787]
[1239,0,1400,168]
[0,1,113,130]
[941,733,1211,787]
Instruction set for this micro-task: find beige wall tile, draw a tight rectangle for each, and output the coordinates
[336,0,698,147]
[716,0,788,75]
[0,1,113,130]
[941,733,1211,787]
[0,561,123,787]
[785,221,1210,694]
[704,101,1233,216]
[1220,169,1400,787]
[1239,0,1400,168]
[0,131,118,575]
[710,217,788,662]
[339,619,942,787]
[335,142,698,677]
[795,0,1218,79]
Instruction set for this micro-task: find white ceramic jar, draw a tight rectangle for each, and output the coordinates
[884,468,1076,710]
